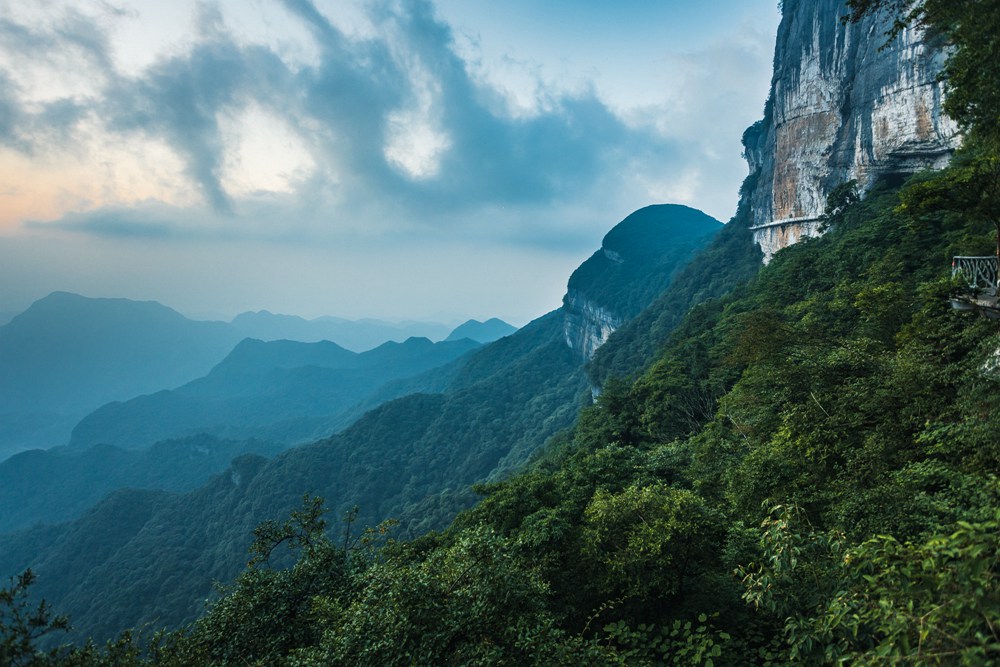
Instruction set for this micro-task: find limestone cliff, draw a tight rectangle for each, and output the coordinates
[744,0,961,262]
[563,288,624,362]
[561,205,722,360]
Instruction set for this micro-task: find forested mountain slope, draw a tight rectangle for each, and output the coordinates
[0,308,581,641]
[68,336,481,451]
[0,205,723,643]
[114,152,997,666]
[563,205,723,360]
[8,1,998,661]
[588,194,762,384]
[0,435,283,534]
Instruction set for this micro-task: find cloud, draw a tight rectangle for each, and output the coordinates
[2,0,752,253]
[0,3,123,159]
[0,71,26,149]
[26,203,190,239]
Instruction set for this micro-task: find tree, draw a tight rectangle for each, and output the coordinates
[898,154,1000,260]
[741,505,1000,664]
[152,496,361,666]
[0,570,69,667]
[583,484,722,600]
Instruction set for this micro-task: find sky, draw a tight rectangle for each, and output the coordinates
[0,0,780,325]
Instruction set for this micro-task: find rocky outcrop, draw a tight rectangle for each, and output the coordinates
[559,205,722,361]
[744,0,961,262]
[563,289,623,361]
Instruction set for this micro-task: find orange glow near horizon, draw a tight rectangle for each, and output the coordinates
[0,136,197,233]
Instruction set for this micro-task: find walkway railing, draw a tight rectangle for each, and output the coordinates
[952,256,999,292]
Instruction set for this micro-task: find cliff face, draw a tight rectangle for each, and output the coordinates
[563,288,623,362]
[744,0,961,262]
[560,205,722,361]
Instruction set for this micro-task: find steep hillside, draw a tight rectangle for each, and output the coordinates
[588,191,763,385]
[1,313,587,640]
[0,435,283,533]
[103,156,997,667]
[589,0,963,385]
[744,0,960,261]
[0,203,721,642]
[5,0,997,664]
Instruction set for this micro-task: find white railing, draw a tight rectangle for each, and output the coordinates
[952,256,999,291]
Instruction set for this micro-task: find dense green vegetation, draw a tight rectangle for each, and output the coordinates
[5,0,1000,663]
[14,149,997,663]
[135,167,1000,664]
[0,313,590,643]
[0,195,721,645]
[11,148,998,662]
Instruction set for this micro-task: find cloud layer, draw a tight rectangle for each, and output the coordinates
[0,0,777,320]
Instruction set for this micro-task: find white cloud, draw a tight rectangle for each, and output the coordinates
[219,103,316,196]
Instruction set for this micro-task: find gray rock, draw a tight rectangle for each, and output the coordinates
[744,0,960,262]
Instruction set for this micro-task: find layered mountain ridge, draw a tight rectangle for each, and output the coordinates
[0,293,242,460]
[230,310,458,352]
[67,336,482,452]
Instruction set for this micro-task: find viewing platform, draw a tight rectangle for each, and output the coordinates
[950,255,1000,318]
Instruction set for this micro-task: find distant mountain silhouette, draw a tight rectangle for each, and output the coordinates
[445,318,517,343]
[0,292,242,460]
[0,294,485,460]
[230,310,453,352]
[68,336,482,451]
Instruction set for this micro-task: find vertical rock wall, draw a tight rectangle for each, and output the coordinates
[744,0,960,262]
[562,288,623,361]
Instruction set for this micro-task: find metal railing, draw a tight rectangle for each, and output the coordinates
[952,256,999,291]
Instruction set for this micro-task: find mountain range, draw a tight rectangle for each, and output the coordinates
[0,295,514,461]
[0,203,724,641]
[68,336,483,451]
[229,311,457,352]
[1,0,992,662]
[444,318,518,343]
[0,293,242,460]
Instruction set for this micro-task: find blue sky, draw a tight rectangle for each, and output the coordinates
[0,0,780,324]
